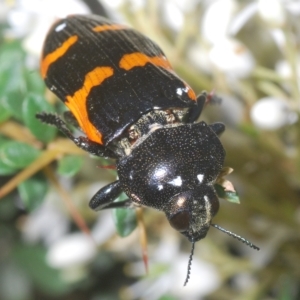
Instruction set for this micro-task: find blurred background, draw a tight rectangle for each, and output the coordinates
[0,0,300,299]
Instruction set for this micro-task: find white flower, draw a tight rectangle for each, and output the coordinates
[202,0,238,45]
[46,233,97,269]
[209,38,255,78]
[125,235,220,300]
[162,0,184,32]
[250,97,298,130]
[6,0,90,56]
[258,0,286,27]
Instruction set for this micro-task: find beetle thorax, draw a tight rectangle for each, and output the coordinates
[111,108,188,157]
[116,121,225,241]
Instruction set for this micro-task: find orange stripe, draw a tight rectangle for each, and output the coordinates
[41,35,78,78]
[65,66,114,144]
[186,85,196,101]
[119,52,173,71]
[93,24,127,32]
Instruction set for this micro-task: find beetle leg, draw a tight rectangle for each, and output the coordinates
[185,92,206,123]
[209,122,225,136]
[36,112,117,158]
[98,199,135,209]
[89,180,134,210]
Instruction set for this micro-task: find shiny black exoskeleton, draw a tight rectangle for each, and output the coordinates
[37,14,259,285]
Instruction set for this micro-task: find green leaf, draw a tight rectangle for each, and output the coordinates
[0,101,11,122]
[18,175,48,211]
[239,123,259,138]
[0,135,17,176]
[278,276,295,300]
[113,193,137,237]
[13,244,70,295]
[0,41,27,120]
[23,93,57,142]
[0,158,18,175]
[0,40,25,72]
[1,91,25,121]
[57,155,83,177]
[215,184,240,204]
[25,70,46,94]
[0,141,41,169]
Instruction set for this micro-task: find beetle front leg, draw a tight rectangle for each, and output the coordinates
[36,112,117,158]
[89,180,135,210]
[209,122,225,136]
[185,92,206,123]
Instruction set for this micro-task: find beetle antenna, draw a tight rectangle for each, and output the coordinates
[211,224,260,250]
[184,241,195,286]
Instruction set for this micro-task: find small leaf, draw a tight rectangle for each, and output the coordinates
[23,93,57,142]
[0,42,27,120]
[57,155,83,177]
[0,40,26,71]
[224,191,240,204]
[0,141,41,169]
[113,193,137,237]
[25,70,46,94]
[215,184,240,204]
[1,91,25,121]
[0,136,14,177]
[0,159,18,175]
[13,244,70,295]
[0,101,11,122]
[240,123,259,138]
[278,276,295,300]
[18,175,48,211]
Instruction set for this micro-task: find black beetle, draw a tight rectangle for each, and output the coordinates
[37,14,259,285]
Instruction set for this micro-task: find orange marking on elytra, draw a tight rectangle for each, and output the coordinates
[41,35,78,78]
[93,24,127,32]
[65,66,114,144]
[186,86,197,101]
[119,52,173,71]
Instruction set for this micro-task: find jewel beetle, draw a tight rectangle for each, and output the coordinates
[37,14,259,285]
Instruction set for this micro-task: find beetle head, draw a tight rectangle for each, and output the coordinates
[166,186,220,242]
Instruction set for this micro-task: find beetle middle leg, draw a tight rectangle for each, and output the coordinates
[89,180,135,210]
[36,112,117,158]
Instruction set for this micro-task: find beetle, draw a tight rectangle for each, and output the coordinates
[37,14,259,285]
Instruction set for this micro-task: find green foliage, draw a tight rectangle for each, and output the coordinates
[0,101,11,122]
[113,192,137,237]
[215,184,240,204]
[12,244,70,295]
[0,41,27,120]
[57,155,84,177]
[23,93,57,143]
[0,141,41,169]
[17,174,48,211]
[0,2,300,299]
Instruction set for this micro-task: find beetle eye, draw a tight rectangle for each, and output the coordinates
[169,210,190,232]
